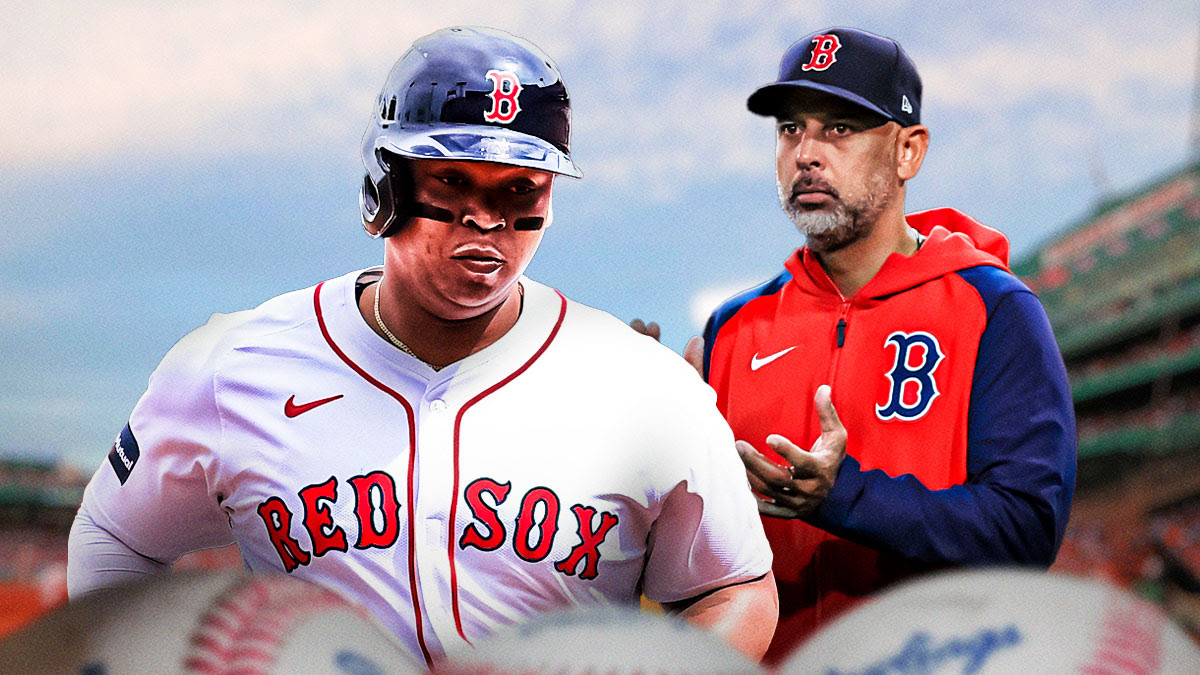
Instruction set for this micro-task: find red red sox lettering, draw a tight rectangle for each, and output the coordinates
[257,472,619,579]
[458,478,619,579]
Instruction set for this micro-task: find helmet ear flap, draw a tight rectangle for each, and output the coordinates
[360,174,386,238]
[360,151,412,239]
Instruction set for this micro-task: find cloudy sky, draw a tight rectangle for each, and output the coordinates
[2,0,1196,469]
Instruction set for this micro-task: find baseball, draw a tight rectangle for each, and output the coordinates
[436,605,765,675]
[777,567,1200,674]
[0,571,422,674]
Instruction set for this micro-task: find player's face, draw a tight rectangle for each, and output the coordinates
[384,159,554,320]
[774,91,902,251]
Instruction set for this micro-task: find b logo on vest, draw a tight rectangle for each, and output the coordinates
[876,331,944,421]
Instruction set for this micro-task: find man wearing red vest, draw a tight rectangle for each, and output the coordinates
[696,27,1077,663]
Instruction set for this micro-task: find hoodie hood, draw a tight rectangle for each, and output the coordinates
[786,207,1010,300]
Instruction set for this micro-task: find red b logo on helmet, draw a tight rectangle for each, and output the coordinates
[484,70,522,123]
[802,35,841,72]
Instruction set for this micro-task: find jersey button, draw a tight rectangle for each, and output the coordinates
[429,399,447,413]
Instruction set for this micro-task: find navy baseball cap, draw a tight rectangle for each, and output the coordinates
[748,27,922,127]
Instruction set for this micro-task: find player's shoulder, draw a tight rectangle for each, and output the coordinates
[555,294,672,360]
[540,286,700,384]
[170,288,315,363]
[151,272,351,385]
[538,285,726,443]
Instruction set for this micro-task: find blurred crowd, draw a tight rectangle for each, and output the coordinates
[1075,387,1200,442]
[0,527,240,639]
[1054,499,1200,639]
[1067,319,1200,383]
[0,529,65,637]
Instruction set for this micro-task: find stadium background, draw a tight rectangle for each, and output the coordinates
[5,160,1200,641]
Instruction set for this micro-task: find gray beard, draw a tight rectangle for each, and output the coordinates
[777,171,895,252]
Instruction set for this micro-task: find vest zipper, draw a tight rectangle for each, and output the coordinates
[827,302,851,383]
[818,299,851,621]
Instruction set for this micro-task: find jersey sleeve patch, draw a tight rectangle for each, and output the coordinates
[106,423,141,485]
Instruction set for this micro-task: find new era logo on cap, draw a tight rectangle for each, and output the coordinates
[747,27,923,128]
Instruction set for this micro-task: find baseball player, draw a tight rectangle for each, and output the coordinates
[689,28,1076,662]
[67,27,777,666]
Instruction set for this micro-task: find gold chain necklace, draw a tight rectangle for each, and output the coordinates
[371,280,524,371]
[372,282,445,371]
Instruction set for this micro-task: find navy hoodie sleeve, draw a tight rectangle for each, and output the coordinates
[701,270,793,383]
[811,267,1077,565]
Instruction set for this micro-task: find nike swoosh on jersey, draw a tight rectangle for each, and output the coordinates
[284,394,344,418]
[750,346,797,371]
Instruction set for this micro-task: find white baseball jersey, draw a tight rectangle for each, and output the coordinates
[74,268,772,666]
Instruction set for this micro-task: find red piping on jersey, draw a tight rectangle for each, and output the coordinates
[447,290,568,644]
[312,282,432,669]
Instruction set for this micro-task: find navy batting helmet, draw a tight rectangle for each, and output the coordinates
[360,26,582,238]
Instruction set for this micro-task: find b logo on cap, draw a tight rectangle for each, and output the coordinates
[484,70,522,123]
[802,34,841,72]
